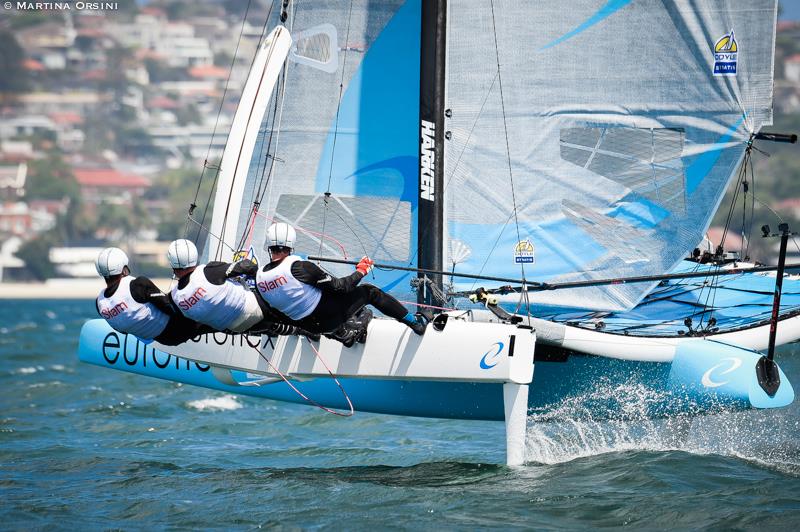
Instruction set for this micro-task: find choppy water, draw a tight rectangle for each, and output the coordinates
[2,300,800,529]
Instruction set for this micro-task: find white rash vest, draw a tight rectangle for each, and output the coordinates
[97,276,169,340]
[171,264,249,330]
[256,255,322,320]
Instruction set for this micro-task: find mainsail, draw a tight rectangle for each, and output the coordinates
[443,0,777,311]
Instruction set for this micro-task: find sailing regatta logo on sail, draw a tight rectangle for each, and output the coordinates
[713,29,738,76]
[513,239,535,264]
[420,119,435,201]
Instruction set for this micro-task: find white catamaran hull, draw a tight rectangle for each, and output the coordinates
[78,311,794,422]
[79,317,537,464]
[527,313,800,363]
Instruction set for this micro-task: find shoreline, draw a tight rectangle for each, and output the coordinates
[0,278,174,299]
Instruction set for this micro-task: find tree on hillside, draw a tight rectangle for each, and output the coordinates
[25,157,80,201]
[15,235,56,281]
[24,156,81,202]
[147,167,216,241]
[0,31,30,94]
[97,201,151,239]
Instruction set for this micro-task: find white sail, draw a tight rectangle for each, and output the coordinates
[443,0,777,311]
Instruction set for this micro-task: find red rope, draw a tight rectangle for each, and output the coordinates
[249,337,354,417]
[240,205,259,251]
[399,300,459,312]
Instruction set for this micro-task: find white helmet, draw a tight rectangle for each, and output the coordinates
[96,247,129,277]
[265,222,296,251]
[167,239,199,269]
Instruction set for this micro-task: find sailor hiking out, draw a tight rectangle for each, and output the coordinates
[167,238,317,339]
[247,223,428,343]
[95,247,209,345]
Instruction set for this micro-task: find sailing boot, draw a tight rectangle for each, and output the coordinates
[256,322,319,342]
[350,308,373,344]
[283,324,320,342]
[325,324,359,347]
[298,328,321,342]
[401,311,427,335]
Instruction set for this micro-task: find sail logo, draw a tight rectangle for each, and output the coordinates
[479,342,504,369]
[100,301,128,319]
[713,29,738,76]
[514,239,535,264]
[420,120,435,202]
[178,287,208,311]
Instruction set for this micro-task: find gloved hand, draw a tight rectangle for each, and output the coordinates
[356,256,374,276]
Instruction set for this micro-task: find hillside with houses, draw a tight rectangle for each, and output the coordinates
[0,1,800,287]
[0,1,253,282]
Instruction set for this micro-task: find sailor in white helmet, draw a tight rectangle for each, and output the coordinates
[167,238,317,338]
[95,247,208,345]
[246,222,428,341]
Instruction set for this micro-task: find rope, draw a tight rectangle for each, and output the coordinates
[237,0,298,256]
[236,69,285,254]
[746,152,755,259]
[186,0,257,243]
[398,300,459,312]
[186,217,237,256]
[319,0,356,258]
[254,210,349,258]
[214,17,287,261]
[249,338,354,417]
[718,146,748,254]
[489,0,531,324]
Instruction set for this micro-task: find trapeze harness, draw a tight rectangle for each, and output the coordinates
[97,276,169,339]
[171,265,250,331]
[256,255,321,320]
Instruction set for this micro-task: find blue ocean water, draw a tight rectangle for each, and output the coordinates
[2,300,800,529]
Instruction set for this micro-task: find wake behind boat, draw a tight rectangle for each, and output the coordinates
[78,0,798,465]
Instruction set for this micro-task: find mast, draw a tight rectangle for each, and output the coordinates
[417,0,447,305]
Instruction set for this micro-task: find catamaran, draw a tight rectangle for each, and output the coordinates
[78,0,799,465]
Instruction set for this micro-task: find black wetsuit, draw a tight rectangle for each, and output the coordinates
[248,259,409,333]
[97,276,210,346]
